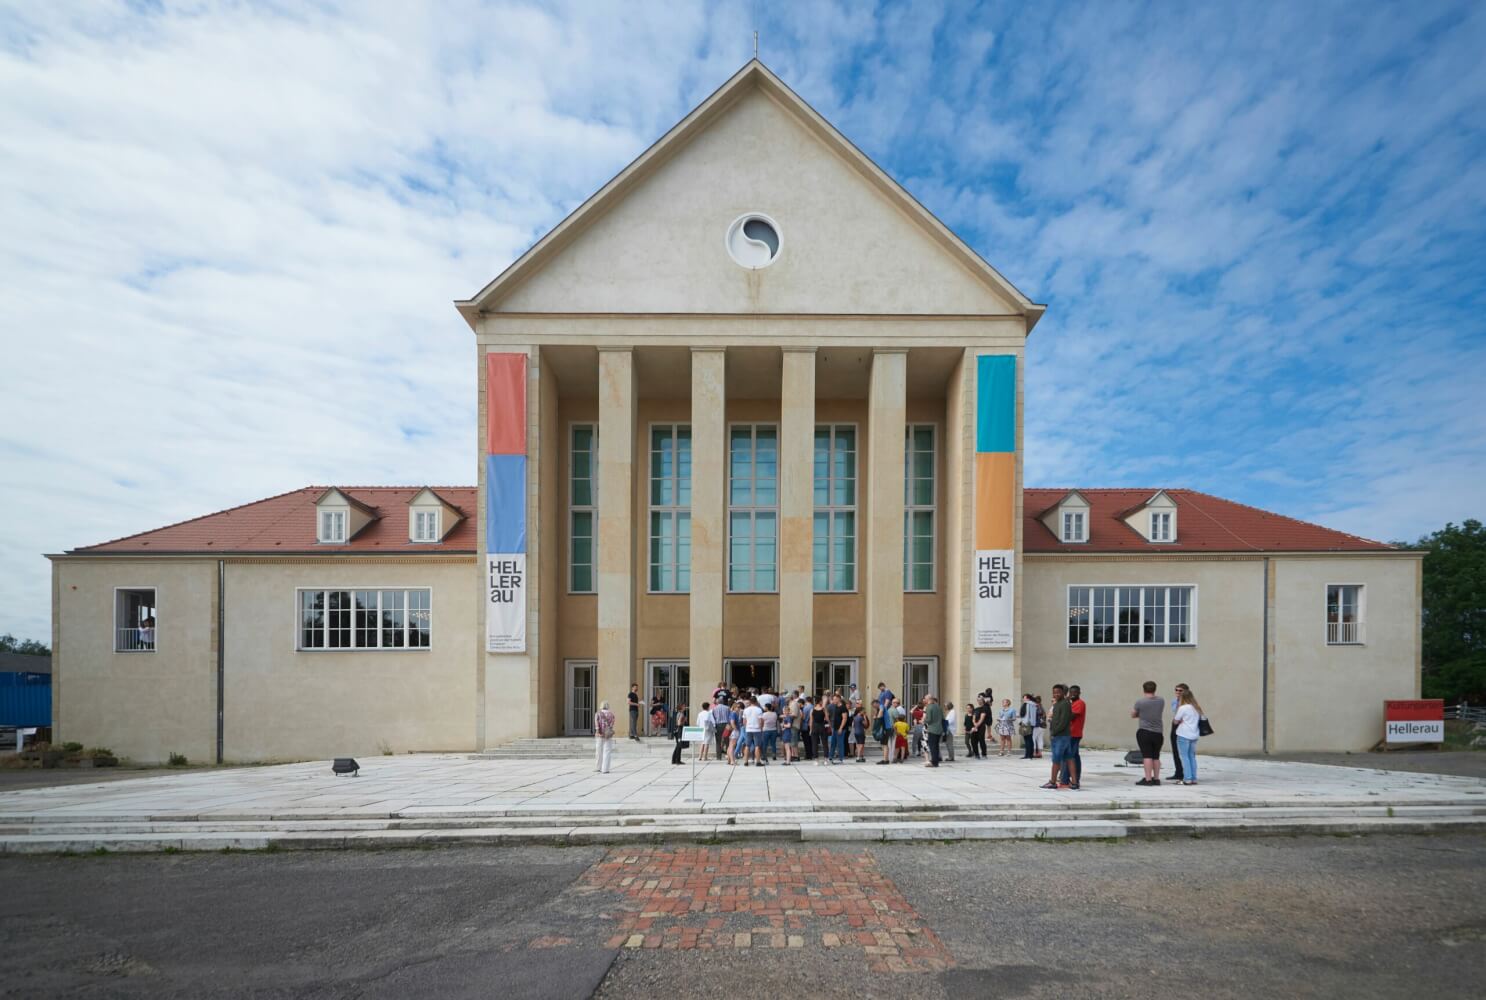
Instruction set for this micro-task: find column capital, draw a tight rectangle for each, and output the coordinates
[780,346,818,355]
[872,347,910,356]
[596,345,634,354]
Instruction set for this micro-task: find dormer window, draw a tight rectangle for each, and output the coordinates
[413,509,441,543]
[1151,511,1173,542]
[1062,511,1086,543]
[319,510,346,544]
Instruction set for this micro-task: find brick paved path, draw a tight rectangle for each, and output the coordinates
[569,847,952,972]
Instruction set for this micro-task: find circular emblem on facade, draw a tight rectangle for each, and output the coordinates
[725,213,782,269]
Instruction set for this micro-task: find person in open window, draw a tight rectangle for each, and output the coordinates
[138,616,156,650]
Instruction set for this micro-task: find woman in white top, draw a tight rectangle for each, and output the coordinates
[1173,690,1204,785]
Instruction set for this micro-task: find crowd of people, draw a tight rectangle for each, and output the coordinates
[593,678,1211,787]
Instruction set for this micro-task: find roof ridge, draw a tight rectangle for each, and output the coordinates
[72,486,317,553]
[1181,489,1393,550]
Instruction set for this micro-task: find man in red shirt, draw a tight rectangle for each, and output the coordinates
[1061,685,1086,789]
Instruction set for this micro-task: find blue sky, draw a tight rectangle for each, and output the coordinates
[2,1,1484,641]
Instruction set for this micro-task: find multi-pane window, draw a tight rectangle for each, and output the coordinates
[412,510,440,542]
[569,425,597,593]
[729,425,778,592]
[298,589,431,650]
[1327,584,1364,644]
[115,588,157,652]
[649,425,692,593]
[319,510,346,543]
[903,424,935,592]
[1067,585,1194,645]
[1151,511,1173,542]
[1062,511,1085,543]
[813,424,856,592]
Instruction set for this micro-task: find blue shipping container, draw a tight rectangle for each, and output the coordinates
[0,672,52,727]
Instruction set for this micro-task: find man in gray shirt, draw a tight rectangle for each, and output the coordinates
[1130,680,1165,786]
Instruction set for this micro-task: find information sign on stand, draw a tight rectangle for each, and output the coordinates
[681,726,706,802]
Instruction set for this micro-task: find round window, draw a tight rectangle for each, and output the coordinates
[725,213,782,269]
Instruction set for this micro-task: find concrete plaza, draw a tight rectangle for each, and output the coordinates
[2,746,1484,852]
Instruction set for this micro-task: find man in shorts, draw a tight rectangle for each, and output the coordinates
[1130,680,1165,786]
[742,697,766,766]
[1042,684,1073,789]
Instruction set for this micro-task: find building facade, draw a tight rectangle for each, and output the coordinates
[46,63,1421,762]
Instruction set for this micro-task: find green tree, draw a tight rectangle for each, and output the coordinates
[1409,520,1486,703]
[0,634,50,656]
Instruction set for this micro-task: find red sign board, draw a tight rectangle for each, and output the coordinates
[1384,699,1444,743]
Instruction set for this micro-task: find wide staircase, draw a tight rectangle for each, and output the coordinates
[475,737,679,759]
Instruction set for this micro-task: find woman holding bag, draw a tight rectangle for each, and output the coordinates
[1173,689,1205,785]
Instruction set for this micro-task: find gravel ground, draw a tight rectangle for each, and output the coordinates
[1,835,1482,999]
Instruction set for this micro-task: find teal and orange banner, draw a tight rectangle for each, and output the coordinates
[974,354,1015,648]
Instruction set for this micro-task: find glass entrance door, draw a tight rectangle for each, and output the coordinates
[902,657,938,707]
[565,660,595,735]
[812,658,857,697]
[646,661,690,734]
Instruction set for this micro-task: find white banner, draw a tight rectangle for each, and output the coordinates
[973,549,1014,648]
[486,553,526,653]
[1385,720,1443,743]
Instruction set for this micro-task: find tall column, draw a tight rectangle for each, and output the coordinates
[596,347,636,722]
[864,349,907,697]
[778,348,816,690]
[690,349,726,701]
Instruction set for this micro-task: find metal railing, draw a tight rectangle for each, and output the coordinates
[116,628,156,652]
[1445,703,1486,725]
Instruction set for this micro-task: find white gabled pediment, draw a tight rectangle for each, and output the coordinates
[458,61,1043,323]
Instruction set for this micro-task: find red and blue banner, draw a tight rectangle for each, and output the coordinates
[974,354,1015,649]
[486,353,527,653]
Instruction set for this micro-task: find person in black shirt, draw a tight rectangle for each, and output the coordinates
[627,684,641,741]
[826,695,847,764]
[970,696,991,759]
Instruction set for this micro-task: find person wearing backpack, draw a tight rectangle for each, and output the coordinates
[1174,689,1206,785]
[670,702,691,765]
[594,701,617,774]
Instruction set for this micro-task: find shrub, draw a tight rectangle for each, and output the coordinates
[61,741,84,753]
[87,747,115,759]
[168,752,188,767]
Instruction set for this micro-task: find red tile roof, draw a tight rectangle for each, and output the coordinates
[1023,489,1394,553]
[70,487,477,555]
[66,485,1394,556]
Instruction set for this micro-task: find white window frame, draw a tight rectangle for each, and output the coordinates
[318,509,347,544]
[903,423,936,592]
[412,509,441,543]
[647,423,692,594]
[1065,584,1198,647]
[568,423,598,594]
[644,659,691,720]
[295,587,433,651]
[813,423,857,593]
[728,423,779,593]
[565,659,597,735]
[812,658,859,695]
[1326,583,1366,645]
[1061,510,1086,543]
[113,586,158,653]
[1150,511,1173,543]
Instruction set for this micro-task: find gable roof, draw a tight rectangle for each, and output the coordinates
[60,485,1394,558]
[455,59,1044,328]
[65,487,478,556]
[1023,489,1395,553]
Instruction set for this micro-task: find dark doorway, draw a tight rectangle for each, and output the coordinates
[726,660,777,692]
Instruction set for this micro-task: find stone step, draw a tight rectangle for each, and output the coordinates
[3,812,1485,854]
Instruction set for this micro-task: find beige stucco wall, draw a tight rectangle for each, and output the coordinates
[51,557,219,763]
[1270,554,1422,752]
[1023,556,1267,752]
[221,558,478,761]
[496,89,1019,317]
